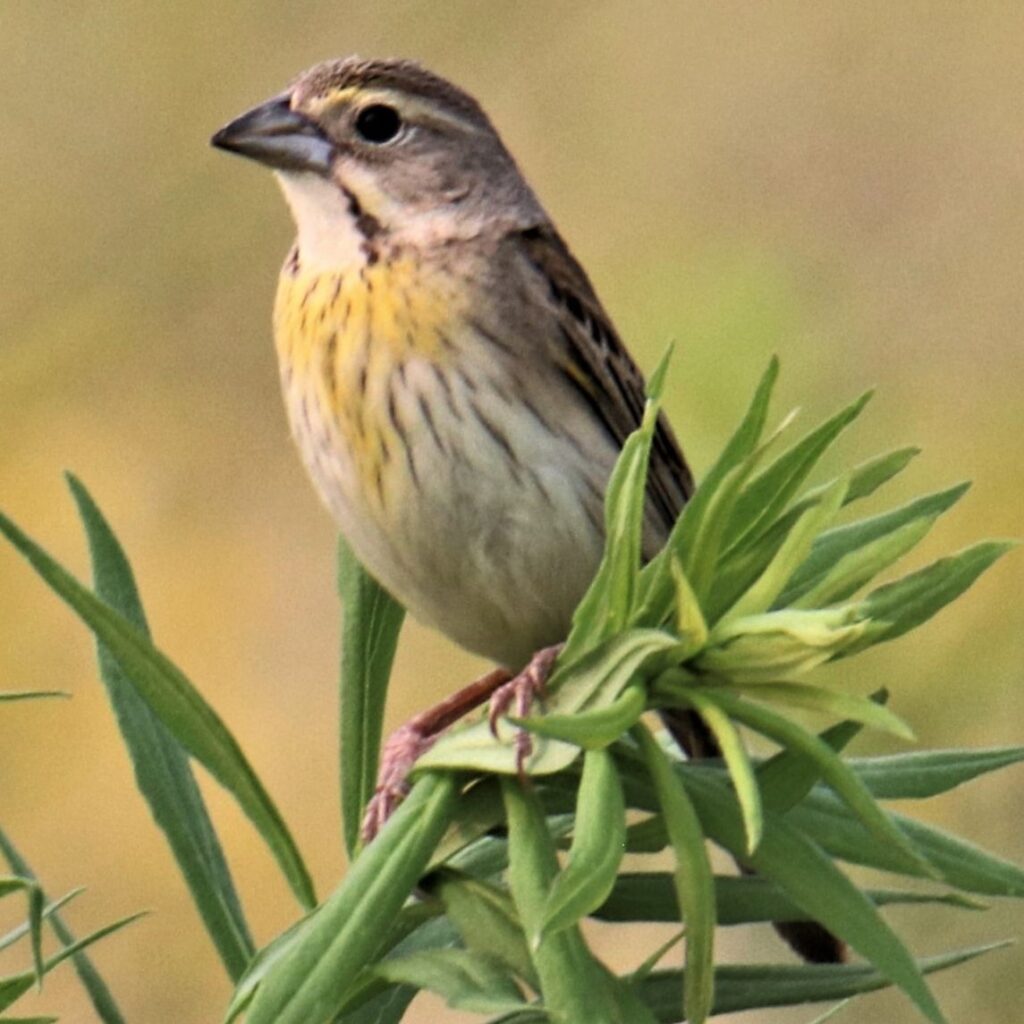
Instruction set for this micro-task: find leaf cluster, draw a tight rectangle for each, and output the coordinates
[0,358,1018,1022]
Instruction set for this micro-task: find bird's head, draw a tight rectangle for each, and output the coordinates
[212,57,542,266]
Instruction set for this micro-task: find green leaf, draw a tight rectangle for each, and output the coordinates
[594,872,983,925]
[689,689,932,877]
[0,879,43,987]
[540,749,626,938]
[680,691,762,853]
[696,607,867,683]
[375,949,526,1014]
[0,911,145,1014]
[781,483,971,605]
[637,942,1006,1021]
[0,691,69,703]
[634,724,715,1024]
[792,518,936,609]
[563,348,671,662]
[638,358,779,620]
[435,873,538,991]
[730,682,913,740]
[0,891,83,957]
[675,769,947,1024]
[67,475,254,978]
[514,683,645,748]
[850,747,1024,800]
[332,916,458,1024]
[785,792,1024,897]
[0,830,125,1024]
[337,538,405,859]
[757,695,881,812]
[501,778,620,1024]
[851,540,1016,649]
[246,773,456,1024]
[0,504,316,912]
[725,390,872,552]
[706,447,921,623]
[719,474,849,623]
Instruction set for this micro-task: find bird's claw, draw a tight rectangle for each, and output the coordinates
[488,644,562,776]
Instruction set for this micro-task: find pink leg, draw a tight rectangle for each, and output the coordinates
[487,644,563,777]
[361,666,511,842]
[361,644,565,842]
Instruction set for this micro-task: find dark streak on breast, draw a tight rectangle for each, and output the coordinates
[323,330,338,404]
[432,365,461,421]
[386,379,418,486]
[471,401,521,482]
[418,392,446,453]
[467,316,515,357]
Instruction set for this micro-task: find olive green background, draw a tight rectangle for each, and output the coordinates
[1,3,1022,1022]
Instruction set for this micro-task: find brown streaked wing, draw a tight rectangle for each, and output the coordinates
[517,224,694,533]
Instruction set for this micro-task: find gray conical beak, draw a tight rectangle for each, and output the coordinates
[211,95,335,175]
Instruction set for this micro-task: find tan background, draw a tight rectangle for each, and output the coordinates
[2,3,1022,1022]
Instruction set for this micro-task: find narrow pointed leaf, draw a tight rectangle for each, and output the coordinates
[376,949,526,1014]
[0,912,146,1013]
[637,942,1005,1020]
[0,506,315,911]
[674,770,947,1024]
[436,873,538,990]
[246,773,456,1024]
[793,517,937,609]
[514,683,645,748]
[0,880,43,987]
[67,475,254,977]
[732,682,913,740]
[850,541,1016,649]
[337,538,405,858]
[680,690,762,852]
[540,749,626,938]
[563,348,672,661]
[757,695,883,812]
[638,358,779,619]
[785,792,1024,897]
[0,692,69,703]
[850,747,1024,799]
[782,483,971,605]
[725,390,871,551]
[691,689,932,876]
[501,778,619,1024]
[720,474,848,623]
[595,872,983,924]
[634,724,715,1024]
[0,830,125,1024]
[707,447,922,621]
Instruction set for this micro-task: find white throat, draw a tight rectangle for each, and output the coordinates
[274,171,367,271]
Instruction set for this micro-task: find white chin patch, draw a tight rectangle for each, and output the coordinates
[274,171,366,271]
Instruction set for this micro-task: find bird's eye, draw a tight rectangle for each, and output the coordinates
[354,104,403,144]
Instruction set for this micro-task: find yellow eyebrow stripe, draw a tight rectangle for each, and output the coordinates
[306,86,481,134]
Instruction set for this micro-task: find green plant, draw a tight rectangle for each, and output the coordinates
[1,358,1019,1022]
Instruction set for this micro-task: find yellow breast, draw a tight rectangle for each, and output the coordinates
[273,250,464,509]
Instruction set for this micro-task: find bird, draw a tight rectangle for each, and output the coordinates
[211,55,842,963]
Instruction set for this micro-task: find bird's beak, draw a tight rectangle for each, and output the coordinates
[211,95,335,175]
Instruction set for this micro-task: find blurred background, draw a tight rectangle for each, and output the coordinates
[1,3,1022,1021]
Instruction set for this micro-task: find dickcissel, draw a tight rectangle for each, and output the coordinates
[212,56,839,962]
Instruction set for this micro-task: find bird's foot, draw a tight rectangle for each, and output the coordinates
[361,666,511,843]
[488,643,563,776]
[361,722,438,843]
